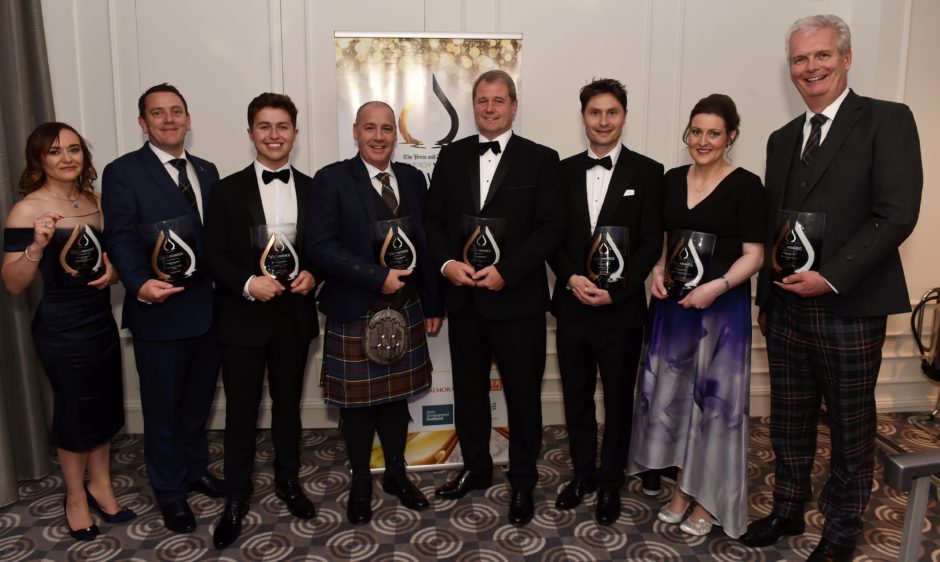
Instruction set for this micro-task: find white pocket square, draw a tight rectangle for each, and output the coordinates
[623,189,636,196]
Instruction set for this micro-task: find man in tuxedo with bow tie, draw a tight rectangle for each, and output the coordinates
[548,78,664,525]
[740,15,922,561]
[102,83,224,534]
[203,93,319,548]
[426,70,565,525]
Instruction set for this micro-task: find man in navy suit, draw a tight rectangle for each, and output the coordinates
[307,101,443,525]
[549,78,664,525]
[102,83,224,534]
[425,70,565,525]
[740,15,922,561]
[204,93,319,548]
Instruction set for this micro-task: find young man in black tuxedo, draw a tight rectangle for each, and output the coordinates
[204,93,319,548]
[549,78,664,525]
[426,70,565,526]
[740,15,922,562]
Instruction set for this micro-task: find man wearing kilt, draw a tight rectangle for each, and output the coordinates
[306,101,443,525]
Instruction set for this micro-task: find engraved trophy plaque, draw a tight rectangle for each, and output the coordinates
[664,229,717,297]
[374,216,417,271]
[54,213,104,286]
[251,224,300,287]
[585,226,628,290]
[772,210,826,281]
[140,216,201,286]
[461,215,506,270]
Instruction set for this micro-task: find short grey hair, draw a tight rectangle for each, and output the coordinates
[354,100,395,124]
[786,14,852,61]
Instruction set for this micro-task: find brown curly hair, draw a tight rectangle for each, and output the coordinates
[19,122,98,201]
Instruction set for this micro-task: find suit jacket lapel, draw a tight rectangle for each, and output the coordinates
[292,166,308,230]
[594,145,637,236]
[139,144,194,218]
[569,151,592,237]
[481,134,515,212]
[188,151,215,212]
[772,119,802,211]
[799,90,864,205]
[351,157,379,225]
[238,165,265,226]
[469,145,481,214]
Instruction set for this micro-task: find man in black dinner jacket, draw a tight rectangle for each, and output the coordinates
[549,78,664,525]
[204,93,319,549]
[425,70,565,526]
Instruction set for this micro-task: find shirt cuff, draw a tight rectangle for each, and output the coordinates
[440,259,455,276]
[824,277,839,294]
[243,276,256,301]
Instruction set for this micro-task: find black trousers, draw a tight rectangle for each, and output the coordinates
[448,303,546,491]
[340,400,411,478]
[556,320,643,489]
[133,330,220,504]
[221,318,312,501]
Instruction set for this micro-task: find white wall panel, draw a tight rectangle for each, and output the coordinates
[39,0,940,429]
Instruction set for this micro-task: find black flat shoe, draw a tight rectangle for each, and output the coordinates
[739,514,805,547]
[806,538,855,562]
[508,488,534,526]
[555,477,597,510]
[595,488,621,526]
[435,470,492,500]
[382,473,430,511]
[160,499,196,533]
[63,498,99,541]
[213,499,248,549]
[274,480,316,520]
[188,474,226,498]
[347,475,373,525]
[85,484,137,524]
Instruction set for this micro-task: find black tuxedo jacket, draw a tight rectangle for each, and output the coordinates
[756,90,922,317]
[102,143,218,340]
[425,133,565,320]
[204,164,319,346]
[549,146,664,329]
[306,157,442,323]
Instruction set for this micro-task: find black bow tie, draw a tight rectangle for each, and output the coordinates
[478,140,501,156]
[262,169,291,184]
[584,155,612,170]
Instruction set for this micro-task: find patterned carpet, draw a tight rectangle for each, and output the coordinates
[1,412,938,561]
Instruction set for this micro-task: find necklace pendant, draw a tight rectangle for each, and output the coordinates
[71,199,80,209]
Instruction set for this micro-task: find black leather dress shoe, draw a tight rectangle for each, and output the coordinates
[739,514,805,547]
[213,499,248,549]
[383,473,430,511]
[508,489,534,526]
[189,474,226,498]
[160,499,196,533]
[275,480,316,519]
[806,538,855,562]
[595,488,621,526]
[555,477,597,510]
[347,475,373,525]
[435,470,492,500]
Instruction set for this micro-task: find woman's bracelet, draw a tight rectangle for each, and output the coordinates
[720,275,731,291]
[23,245,42,263]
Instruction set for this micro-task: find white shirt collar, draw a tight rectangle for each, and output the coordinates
[477,129,513,152]
[804,87,850,123]
[253,160,291,175]
[587,143,622,166]
[148,142,185,164]
[360,156,394,180]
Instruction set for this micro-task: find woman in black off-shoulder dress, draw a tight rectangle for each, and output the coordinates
[2,122,135,541]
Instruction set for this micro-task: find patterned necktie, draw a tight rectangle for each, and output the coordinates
[169,158,199,214]
[801,114,828,165]
[376,172,398,215]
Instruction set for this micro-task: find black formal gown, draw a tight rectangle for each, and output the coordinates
[4,227,123,452]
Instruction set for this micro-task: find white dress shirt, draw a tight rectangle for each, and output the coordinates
[478,129,513,205]
[148,143,204,220]
[361,157,400,202]
[799,86,850,153]
[585,144,622,232]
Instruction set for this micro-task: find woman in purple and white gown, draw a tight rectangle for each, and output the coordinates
[627,94,766,538]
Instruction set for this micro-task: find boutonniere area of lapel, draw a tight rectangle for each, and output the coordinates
[623,189,636,197]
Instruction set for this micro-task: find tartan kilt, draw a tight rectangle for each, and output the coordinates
[321,297,432,407]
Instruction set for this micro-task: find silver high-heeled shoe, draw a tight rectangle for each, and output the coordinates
[657,503,687,524]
